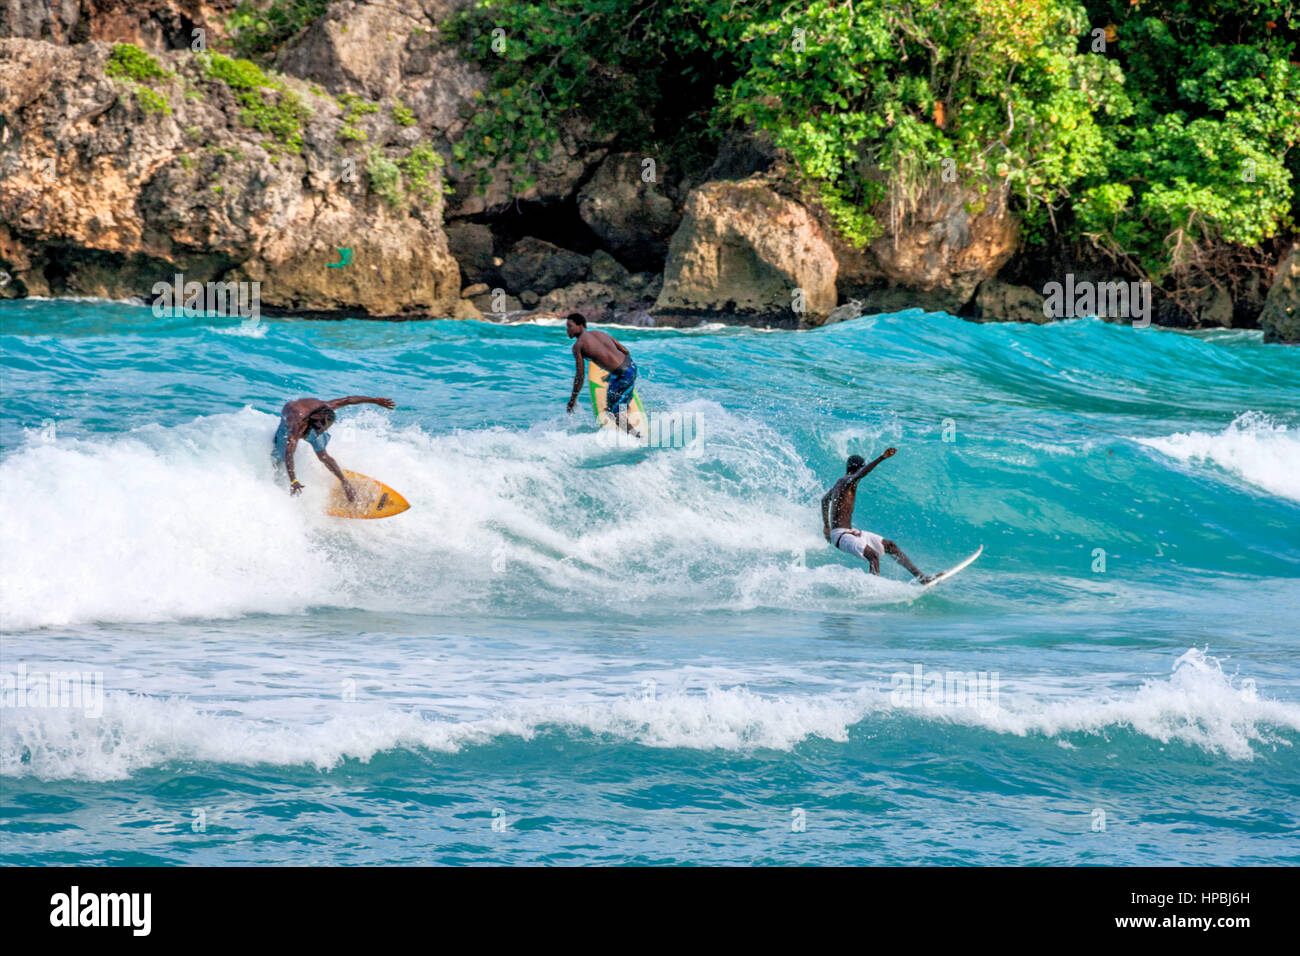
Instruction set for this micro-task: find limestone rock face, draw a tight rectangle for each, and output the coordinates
[499,237,589,295]
[276,2,418,101]
[969,279,1049,324]
[470,289,522,317]
[655,179,837,325]
[0,39,460,316]
[0,0,235,50]
[588,248,629,286]
[837,186,1017,314]
[1261,245,1300,343]
[267,1,604,218]
[577,152,679,270]
[822,299,864,325]
[538,281,622,317]
[445,221,496,285]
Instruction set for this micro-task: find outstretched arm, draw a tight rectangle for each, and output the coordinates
[326,395,396,410]
[848,447,897,486]
[566,344,585,413]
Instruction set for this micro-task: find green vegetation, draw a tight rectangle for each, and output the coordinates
[365,143,447,208]
[198,53,312,155]
[105,43,170,83]
[446,0,1299,294]
[392,98,418,127]
[105,43,174,116]
[135,87,172,115]
[338,93,380,122]
[1072,1,1299,286]
[335,93,382,144]
[398,143,446,204]
[366,148,405,208]
[227,0,330,60]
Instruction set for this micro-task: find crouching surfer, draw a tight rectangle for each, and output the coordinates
[821,448,934,583]
[564,312,641,437]
[271,396,395,500]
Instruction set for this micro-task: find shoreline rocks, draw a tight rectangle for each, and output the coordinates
[0,7,1293,338]
[1260,245,1300,344]
[655,178,837,326]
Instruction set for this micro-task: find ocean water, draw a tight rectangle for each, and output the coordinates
[1,299,1298,866]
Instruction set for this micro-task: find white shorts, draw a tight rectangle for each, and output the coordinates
[832,527,885,560]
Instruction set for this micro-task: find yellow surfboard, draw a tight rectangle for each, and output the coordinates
[325,469,410,519]
[587,360,646,431]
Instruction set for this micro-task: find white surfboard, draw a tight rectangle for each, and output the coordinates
[919,545,983,589]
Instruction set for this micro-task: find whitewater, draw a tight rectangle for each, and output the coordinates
[1,299,1297,865]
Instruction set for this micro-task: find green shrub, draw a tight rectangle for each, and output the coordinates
[135,87,172,115]
[335,93,382,144]
[105,43,174,116]
[397,143,444,204]
[199,53,311,154]
[1073,1,1299,286]
[391,98,417,127]
[447,0,1298,293]
[337,93,380,121]
[366,148,404,207]
[227,0,330,60]
[105,43,170,83]
[363,143,448,209]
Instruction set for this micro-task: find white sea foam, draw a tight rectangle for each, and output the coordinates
[1138,411,1300,502]
[3,649,1293,780]
[206,321,268,338]
[0,404,921,629]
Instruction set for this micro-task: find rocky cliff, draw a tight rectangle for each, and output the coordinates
[1,0,1295,339]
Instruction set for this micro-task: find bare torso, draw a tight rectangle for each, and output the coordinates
[574,329,627,371]
[280,397,329,433]
[827,477,859,529]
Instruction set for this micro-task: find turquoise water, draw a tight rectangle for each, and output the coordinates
[1,298,1298,865]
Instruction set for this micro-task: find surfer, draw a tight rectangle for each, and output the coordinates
[272,396,396,500]
[821,448,934,583]
[564,312,641,436]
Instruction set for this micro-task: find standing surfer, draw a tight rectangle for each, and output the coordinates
[272,396,395,499]
[821,448,933,582]
[564,313,641,437]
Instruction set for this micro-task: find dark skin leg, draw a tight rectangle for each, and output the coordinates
[865,543,931,582]
[883,540,927,579]
[610,406,641,439]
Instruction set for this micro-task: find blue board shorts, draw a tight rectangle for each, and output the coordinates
[272,418,329,468]
[604,357,637,420]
